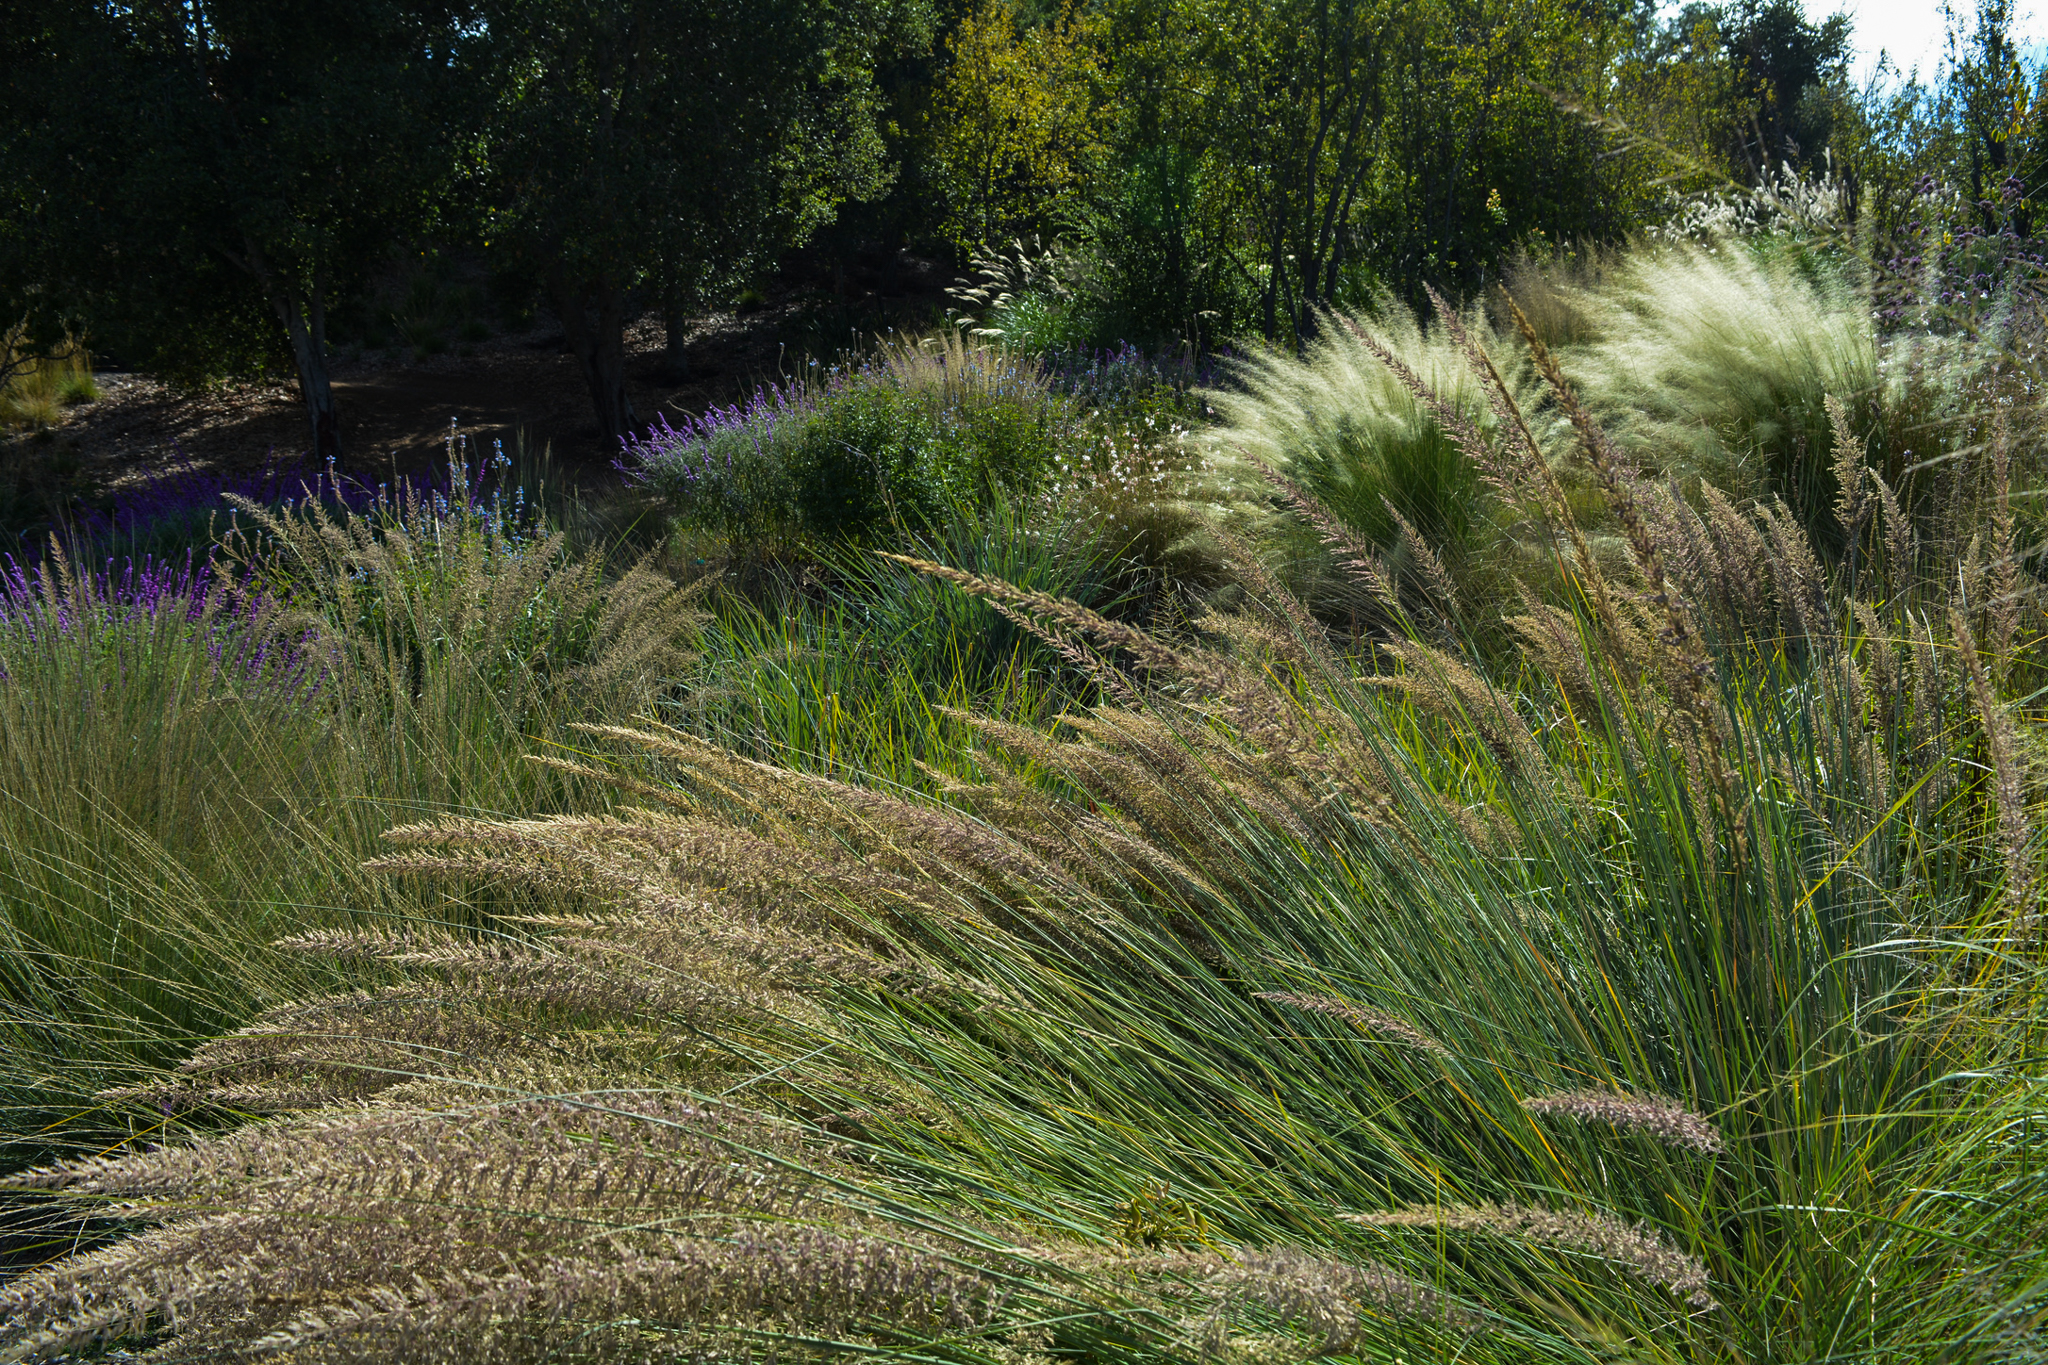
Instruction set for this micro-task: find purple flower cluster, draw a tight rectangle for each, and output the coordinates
[52,429,536,568]
[0,549,319,696]
[1871,173,2047,332]
[616,377,815,490]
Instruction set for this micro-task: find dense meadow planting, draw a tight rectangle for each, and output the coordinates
[0,233,2044,1365]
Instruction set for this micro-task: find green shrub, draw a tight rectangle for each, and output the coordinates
[679,500,1105,789]
[626,331,1076,546]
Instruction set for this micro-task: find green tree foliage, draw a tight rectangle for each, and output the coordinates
[481,0,901,444]
[6,0,2041,422]
[1365,0,1657,298]
[1219,0,1390,340]
[1714,0,1853,171]
[1063,0,1679,342]
[1950,0,2038,232]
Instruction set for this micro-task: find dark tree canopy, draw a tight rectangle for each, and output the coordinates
[2,0,2032,425]
[481,0,903,444]
[3,1,476,463]
[1719,0,1852,169]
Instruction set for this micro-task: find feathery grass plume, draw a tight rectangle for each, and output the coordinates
[1196,1245,1462,1351]
[870,555,1371,809]
[1431,280,1641,659]
[1826,393,1872,544]
[1207,530,1343,669]
[1951,607,2033,914]
[1906,611,1956,814]
[876,324,1052,410]
[1381,496,1461,618]
[1334,310,1512,496]
[1851,599,1901,715]
[1371,639,1545,779]
[1502,597,1603,710]
[1756,496,1833,645]
[225,483,704,720]
[1641,479,1712,601]
[1562,243,1888,530]
[875,551,1238,701]
[1521,1087,1726,1155]
[0,1092,1027,1362]
[1262,466,1405,624]
[1203,293,1535,602]
[1345,1202,1715,1308]
[1424,282,1553,497]
[1988,413,2023,669]
[1253,992,1448,1056]
[1700,482,1770,624]
[1872,465,1916,581]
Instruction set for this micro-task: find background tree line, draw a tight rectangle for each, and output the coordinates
[1,0,2037,455]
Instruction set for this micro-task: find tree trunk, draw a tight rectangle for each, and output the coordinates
[662,283,690,382]
[242,237,344,469]
[548,266,638,447]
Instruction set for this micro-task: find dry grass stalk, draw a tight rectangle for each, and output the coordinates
[1869,468,1912,580]
[1345,1201,1715,1308]
[1381,496,1462,618]
[1521,1087,1726,1155]
[1988,414,2022,668]
[4,1095,1031,1361]
[1372,639,1545,778]
[1254,992,1448,1056]
[1825,394,1870,542]
[876,552,1239,702]
[1335,309,1509,497]
[1505,291,1728,800]
[1424,283,1551,497]
[1756,497,1832,645]
[1951,607,2033,915]
[1263,466,1405,616]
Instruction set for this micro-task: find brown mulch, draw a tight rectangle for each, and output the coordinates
[17,256,955,500]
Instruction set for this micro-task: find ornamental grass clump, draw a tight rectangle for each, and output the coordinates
[0,339,95,434]
[0,447,703,1144]
[0,547,326,1119]
[1561,242,1955,541]
[1202,292,1558,624]
[3,289,2043,1361]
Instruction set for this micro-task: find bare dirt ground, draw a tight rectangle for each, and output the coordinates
[18,255,955,504]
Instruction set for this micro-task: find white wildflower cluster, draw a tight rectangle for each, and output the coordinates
[1656,157,1850,245]
[1035,413,1195,530]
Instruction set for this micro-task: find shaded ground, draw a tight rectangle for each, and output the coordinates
[7,254,956,509]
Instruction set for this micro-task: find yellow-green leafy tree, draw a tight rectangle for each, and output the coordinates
[929,0,1105,250]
